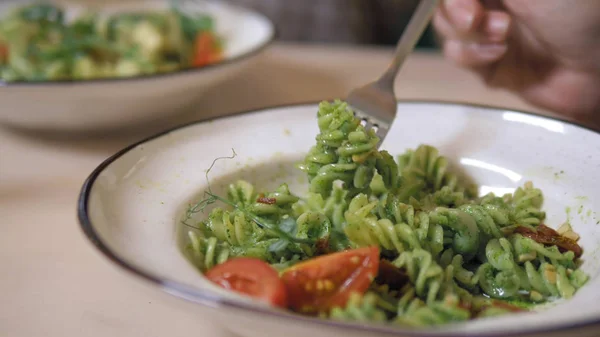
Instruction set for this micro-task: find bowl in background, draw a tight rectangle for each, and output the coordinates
[0,0,274,132]
[78,101,600,337]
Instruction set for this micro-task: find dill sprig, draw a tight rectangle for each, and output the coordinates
[180,149,237,229]
[180,149,314,244]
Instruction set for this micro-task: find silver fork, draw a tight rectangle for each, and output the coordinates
[346,0,440,148]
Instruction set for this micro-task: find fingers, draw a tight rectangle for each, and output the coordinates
[434,0,512,66]
[434,0,485,38]
[434,0,511,43]
[480,11,512,43]
[443,40,508,67]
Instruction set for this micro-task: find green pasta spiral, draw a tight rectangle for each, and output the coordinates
[477,238,522,299]
[419,186,469,210]
[509,182,546,226]
[511,234,575,266]
[329,292,388,322]
[226,179,256,207]
[458,204,506,240]
[186,231,289,271]
[377,193,445,258]
[304,184,350,230]
[344,193,426,255]
[187,233,231,271]
[227,180,299,222]
[199,208,265,246]
[439,250,480,291]
[299,100,399,198]
[189,180,333,266]
[397,145,477,200]
[392,249,446,304]
[299,100,377,196]
[477,235,586,301]
[395,289,471,327]
[479,182,545,227]
[346,194,482,261]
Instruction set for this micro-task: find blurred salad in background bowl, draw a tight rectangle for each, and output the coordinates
[0,2,225,82]
[0,0,274,132]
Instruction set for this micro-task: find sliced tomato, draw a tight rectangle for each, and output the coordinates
[280,246,379,314]
[0,43,8,64]
[192,32,221,67]
[205,257,288,308]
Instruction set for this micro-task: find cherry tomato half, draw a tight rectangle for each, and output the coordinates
[0,44,8,64]
[281,246,380,314]
[192,32,221,67]
[205,257,288,308]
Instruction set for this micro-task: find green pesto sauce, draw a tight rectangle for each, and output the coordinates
[504,298,539,310]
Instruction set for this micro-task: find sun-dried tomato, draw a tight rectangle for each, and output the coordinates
[515,225,582,258]
[256,197,277,205]
[375,259,409,290]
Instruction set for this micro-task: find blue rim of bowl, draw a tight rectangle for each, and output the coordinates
[77,100,600,337]
[0,3,276,87]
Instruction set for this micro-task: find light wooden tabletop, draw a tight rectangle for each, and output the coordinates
[0,43,550,337]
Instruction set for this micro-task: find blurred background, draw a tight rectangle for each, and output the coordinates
[0,0,444,135]
[224,0,438,48]
[70,0,439,48]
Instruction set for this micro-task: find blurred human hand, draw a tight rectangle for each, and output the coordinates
[434,0,600,124]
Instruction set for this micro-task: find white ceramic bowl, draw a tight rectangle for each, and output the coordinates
[78,101,600,337]
[0,0,274,132]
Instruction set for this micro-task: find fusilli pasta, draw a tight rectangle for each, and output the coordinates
[185,100,588,328]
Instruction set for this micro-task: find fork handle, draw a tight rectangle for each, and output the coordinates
[377,0,440,90]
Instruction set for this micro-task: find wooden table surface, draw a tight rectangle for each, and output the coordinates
[0,43,549,337]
